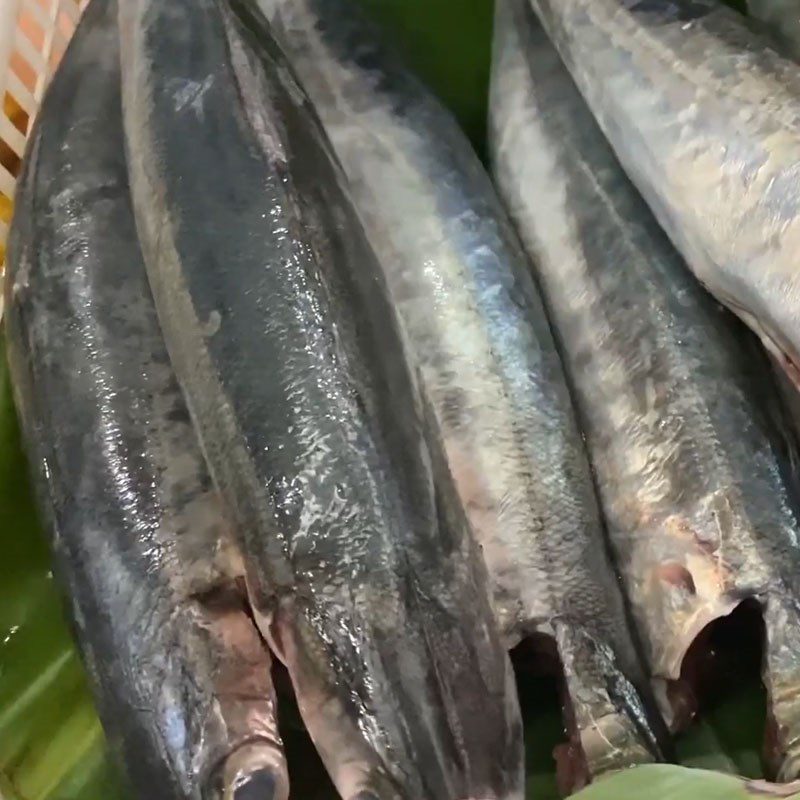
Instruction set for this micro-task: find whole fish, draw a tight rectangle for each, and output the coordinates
[490,0,800,781]
[3,1,287,798]
[118,1,524,799]
[749,0,800,61]
[258,0,668,788]
[524,0,800,397]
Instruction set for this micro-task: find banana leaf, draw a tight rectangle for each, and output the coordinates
[0,0,788,797]
[577,766,800,799]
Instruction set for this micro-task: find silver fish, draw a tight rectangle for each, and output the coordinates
[4,1,287,798]
[258,0,668,787]
[523,0,800,396]
[118,0,523,798]
[490,0,800,780]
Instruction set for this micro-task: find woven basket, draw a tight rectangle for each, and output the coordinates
[0,0,86,321]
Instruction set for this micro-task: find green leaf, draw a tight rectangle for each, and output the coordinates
[573,766,800,800]
[0,339,120,799]
[358,0,494,157]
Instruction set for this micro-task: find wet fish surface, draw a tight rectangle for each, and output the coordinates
[118,1,523,798]
[3,1,287,798]
[259,0,668,787]
[523,0,800,395]
[490,0,800,781]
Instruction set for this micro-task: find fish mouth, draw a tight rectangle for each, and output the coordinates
[231,769,277,800]
[656,596,743,685]
[662,594,800,784]
[210,739,289,800]
[653,596,764,731]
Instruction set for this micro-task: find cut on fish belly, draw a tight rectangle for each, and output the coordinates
[118,0,524,798]
[3,1,287,798]
[257,0,669,789]
[490,0,800,781]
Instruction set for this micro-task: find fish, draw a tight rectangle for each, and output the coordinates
[522,0,800,396]
[117,1,524,798]
[489,0,800,781]
[3,1,288,798]
[256,0,669,789]
[748,0,800,61]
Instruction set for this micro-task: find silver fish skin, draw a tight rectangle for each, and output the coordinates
[524,0,800,395]
[490,0,800,781]
[258,0,668,785]
[3,1,287,798]
[748,0,800,61]
[118,1,523,799]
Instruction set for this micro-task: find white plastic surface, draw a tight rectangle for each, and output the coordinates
[0,0,86,320]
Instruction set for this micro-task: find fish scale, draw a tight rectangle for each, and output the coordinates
[258,0,669,789]
[490,0,800,780]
